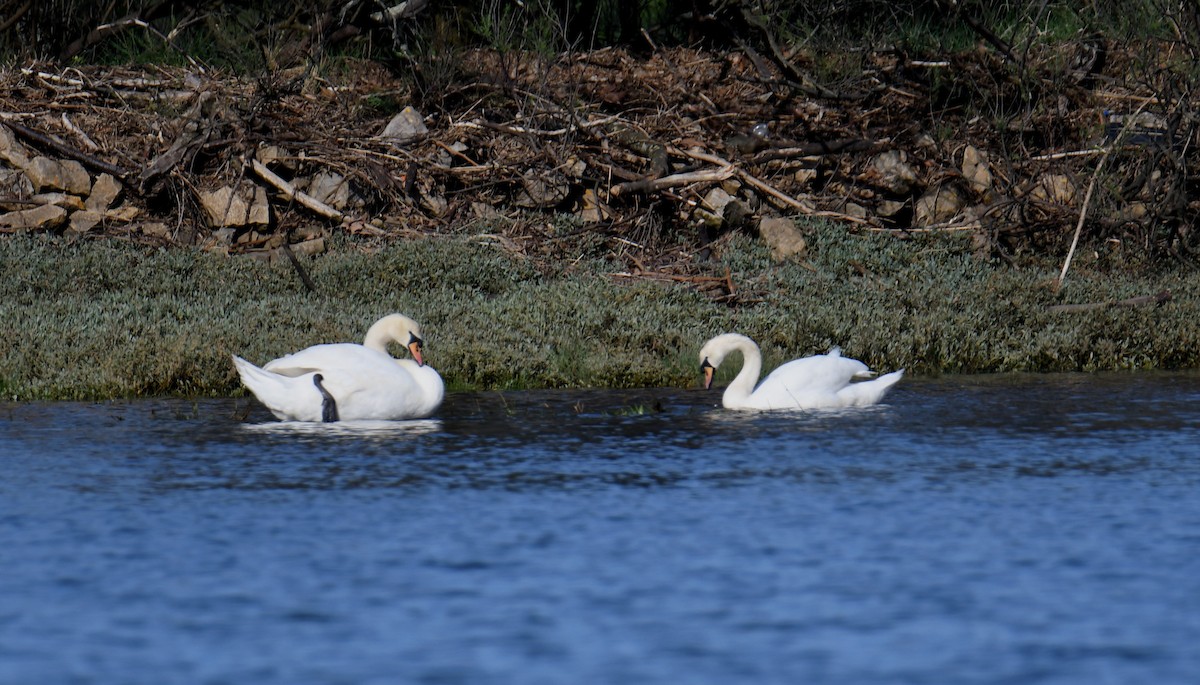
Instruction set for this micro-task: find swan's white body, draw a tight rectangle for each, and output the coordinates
[233,314,444,422]
[699,333,903,410]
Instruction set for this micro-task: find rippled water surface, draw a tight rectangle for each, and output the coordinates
[3,374,1200,684]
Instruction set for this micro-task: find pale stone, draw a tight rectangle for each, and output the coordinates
[1028,173,1076,205]
[794,168,818,185]
[306,171,350,210]
[514,171,569,208]
[0,203,67,230]
[695,187,732,227]
[255,145,290,169]
[914,185,967,226]
[68,210,104,234]
[576,189,610,223]
[31,192,85,211]
[380,106,428,145]
[86,173,122,212]
[106,205,141,222]
[199,185,269,227]
[0,125,31,168]
[869,151,918,195]
[877,199,907,218]
[758,216,807,261]
[140,222,172,240]
[962,145,992,196]
[843,202,869,219]
[24,157,91,195]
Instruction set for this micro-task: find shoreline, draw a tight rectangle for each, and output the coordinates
[2,227,1197,402]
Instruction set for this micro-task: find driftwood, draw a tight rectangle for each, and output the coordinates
[1046,290,1172,313]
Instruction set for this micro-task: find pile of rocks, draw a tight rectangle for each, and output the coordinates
[0,125,134,234]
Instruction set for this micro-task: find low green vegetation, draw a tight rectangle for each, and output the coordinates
[2,224,1197,401]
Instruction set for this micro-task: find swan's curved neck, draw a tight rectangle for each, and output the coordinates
[362,323,393,354]
[722,338,762,409]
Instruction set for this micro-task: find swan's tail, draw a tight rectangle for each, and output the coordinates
[232,355,315,421]
[838,369,905,407]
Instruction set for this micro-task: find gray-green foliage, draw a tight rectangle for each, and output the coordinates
[1,226,1197,401]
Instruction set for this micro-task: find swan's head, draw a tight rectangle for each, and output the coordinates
[366,314,427,366]
[698,333,755,390]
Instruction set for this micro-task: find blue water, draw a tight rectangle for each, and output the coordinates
[2,374,1199,685]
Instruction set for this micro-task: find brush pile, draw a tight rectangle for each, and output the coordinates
[1,40,1197,282]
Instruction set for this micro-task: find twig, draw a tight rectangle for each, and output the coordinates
[610,166,734,196]
[1058,99,1152,288]
[1046,290,1171,313]
[1026,148,1106,162]
[676,147,813,210]
[281,243,318,292]
[1056,149,1109,288]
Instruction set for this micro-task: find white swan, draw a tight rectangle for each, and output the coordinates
[699,333,903,410]
[232,314,444,422]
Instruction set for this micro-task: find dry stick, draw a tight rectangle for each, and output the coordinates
[248,158,343,221]
[281,243,318,293]
[609,166,734,197]
[1056,147,1111,289]
[1046,290,1171,313]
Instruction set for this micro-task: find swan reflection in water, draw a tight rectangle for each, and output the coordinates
[241,418,442,438]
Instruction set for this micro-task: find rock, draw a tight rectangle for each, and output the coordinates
[695,187,732,228]
[419,188,448,216]
[868,151,918,195]
[86,173,122,212]
[876,199,907,218]
[843,202,869,219]
[576,189,610,223]
[380,106,428,145]
[794,167,818,185]
[0,125,31,168]
[255,145,291,170]
[758,216,807,261]
[0,203,68,230]
[962,145,992,197]
[914,184,967,226]
[31,192,85,211]
[68,210,105,234]
[106,204,141,222]
[1028,173,1076,205]
[199,185,269,227]
[514,170,569,208]
[24,157,91,195]
[140,222,172,240]
[722,198,752,230]
[306,171,351,210]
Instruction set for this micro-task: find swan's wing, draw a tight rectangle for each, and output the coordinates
[319,360,444,420]
[756,353,872,397]
[264,343,394,376]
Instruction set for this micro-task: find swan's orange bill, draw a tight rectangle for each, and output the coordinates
[408,340,425,366]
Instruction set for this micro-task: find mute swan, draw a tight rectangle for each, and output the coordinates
[232,314,444,422]
[699,333,903,410]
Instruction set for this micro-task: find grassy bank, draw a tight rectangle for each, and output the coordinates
[2,226,1198,401]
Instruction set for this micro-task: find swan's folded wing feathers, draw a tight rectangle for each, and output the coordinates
[761,353,870,393]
